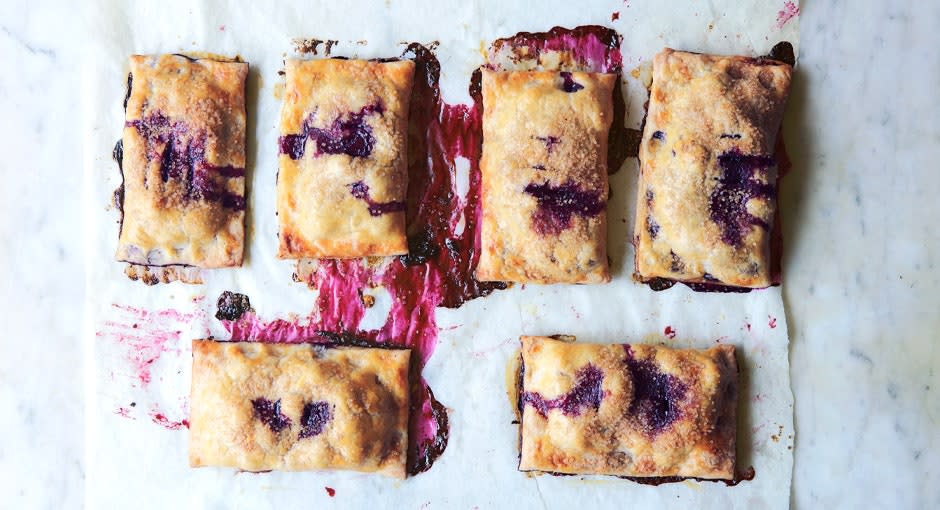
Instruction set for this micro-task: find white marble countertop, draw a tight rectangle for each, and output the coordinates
[0,1,937,508]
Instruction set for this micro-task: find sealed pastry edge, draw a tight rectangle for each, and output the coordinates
[515,335,738,480]
[115,53,249,276]
[632,47,793,290]
[188,339,412,478]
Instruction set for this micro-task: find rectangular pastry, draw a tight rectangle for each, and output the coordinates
[116,54,248,268]
[477,70,616,284]
[189,340,411,478]
[276,58,415,258]
[518,336,737,479]
[635,48,792,288]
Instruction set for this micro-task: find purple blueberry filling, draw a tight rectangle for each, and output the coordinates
[348,180,406,216]
[123,73,132,110]
[523,181,605,235]
[251,398,291,433]
[279,104,384,160]
[720,133,742,139]
[523,364,604,417]
[534,135,561,153]
[298,401,333,439]
[560,71,584,93]
[624,345,687,435]
[669,251,684,272]
[709,149,776,246]
[646,215,660,238]
[645,189,658,237]
[651,130,665,141]
[126,112,245,210]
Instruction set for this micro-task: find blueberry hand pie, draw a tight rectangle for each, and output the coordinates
[635,49,792,288]
[189,341,411,478]
[116,54,248,269]
[277,58,415,259]
[518,336,738,479]
[477,70,616,284]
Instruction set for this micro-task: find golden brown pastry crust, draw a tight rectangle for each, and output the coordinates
[518,336,737,479]
[635,49,792,288]
[116,54,248,268]
[276,59,414,259]
[189,341,411,478]
[477,70,615,284]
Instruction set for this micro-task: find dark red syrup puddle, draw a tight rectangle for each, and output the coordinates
[640,42,794,294]
[220,27,623,476]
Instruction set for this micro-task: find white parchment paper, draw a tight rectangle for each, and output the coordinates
[83,1,799,508]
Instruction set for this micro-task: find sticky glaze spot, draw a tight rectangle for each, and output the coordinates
[624,345,687,435]
[251,398,291,433]
[279,104,385,159]
[523,181,605,235]
[523,364,604,417]
[709,149,776,246]
[299,401,333,439]
[559,71,584,92]
[348,180,406,216]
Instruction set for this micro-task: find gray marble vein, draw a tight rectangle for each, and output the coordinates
[783,1,940,508]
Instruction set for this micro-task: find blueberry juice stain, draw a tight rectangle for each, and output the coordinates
[220,26,625,476]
